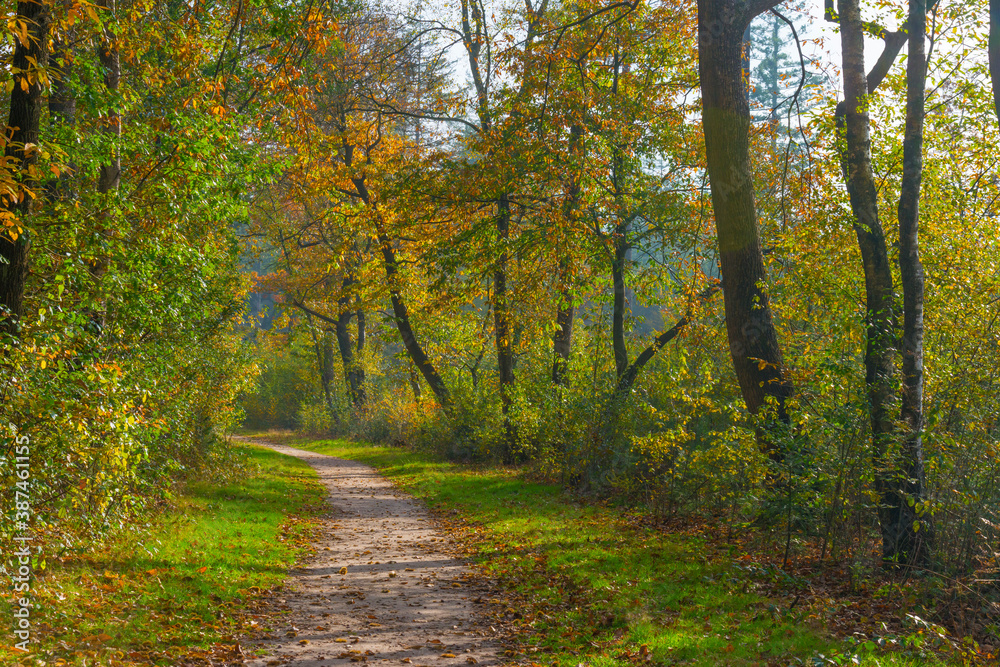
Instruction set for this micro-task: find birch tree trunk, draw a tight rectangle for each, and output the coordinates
[894,0,931,566]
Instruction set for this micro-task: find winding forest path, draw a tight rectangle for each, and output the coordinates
[241,439,502,666]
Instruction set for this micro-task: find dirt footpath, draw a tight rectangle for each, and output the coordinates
[242,441,503,666]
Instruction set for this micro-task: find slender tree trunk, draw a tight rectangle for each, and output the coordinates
[409,361,422,399]
[85,0,121,337]
[991,0,1000,124]
[767,14,779,147]
[336,278,366,407]
[355,178,449,407]
[611,218,630,380]
[47,9,76,203]
[336,309,359,404]
[838,0,927,564]
[1,0,51,337]
[608,53,631,382]
[291,302,344,420]
[698,0,791,454]
[354,308,367,400]
[304,309,325,390]
[98,0,121,195]
[357,309,366,355]
[305,312,340,422]
[552,289,574,385]
[321,332,337,417]
[494,195,515,457]
[839,0,897,471]
[894,0,931,566]
[553,124,584,386]
[49,23,76,125]
[373,218,449,407]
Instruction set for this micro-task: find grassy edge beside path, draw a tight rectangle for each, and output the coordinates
[1,441,326,666]
[286,436,963,667]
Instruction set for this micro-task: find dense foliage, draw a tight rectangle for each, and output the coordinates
[2,0,998,651]
[0,0,340,549]
[248,0,999,593]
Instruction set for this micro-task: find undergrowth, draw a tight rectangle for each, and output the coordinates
[283,434,986,667]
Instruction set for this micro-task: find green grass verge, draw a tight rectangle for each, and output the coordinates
[287,437,959,667]
[0,442,325,665]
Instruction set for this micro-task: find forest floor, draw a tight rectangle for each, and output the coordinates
[250,434,987,667]
[2,435,988,666]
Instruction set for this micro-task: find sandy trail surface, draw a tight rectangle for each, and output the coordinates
[242,440,503,666]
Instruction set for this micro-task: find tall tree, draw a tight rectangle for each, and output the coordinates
[455,0,525,452]
[267,6,454,409]
[697,0,793,453]
[46,1,77,203]
[609,48,634,382]
[837,0,900,559]
[748,10,822,124]
[895,0,930,566]
[832,0,931,565]
[88,0,121,336]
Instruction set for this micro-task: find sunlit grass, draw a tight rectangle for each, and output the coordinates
[292,436,952,667]
[0,443,325,665]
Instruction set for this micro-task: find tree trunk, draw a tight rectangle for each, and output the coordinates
[611,217,630,380]
[97,0,121,195]
[355,309,367,400]
[838,0,929,566]
[409,361,422,398]
[894,0,931,566]
[336,278,366,407]
[766,14,779,147]
[305,310,325,392]
[357,309,366,355]
[321,332,337,417]
[838,0,897,463]
[46,7,76,203]
[374,218,449,407]
[86,0,121,337]
[335,309,359,404]
[698,0,791,453]
[609,54,631,382]
[553,124,584,386]
[552,290,574,385]
[991,0,1000,124]
[494,194,515,457]
[1,0,51,337]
